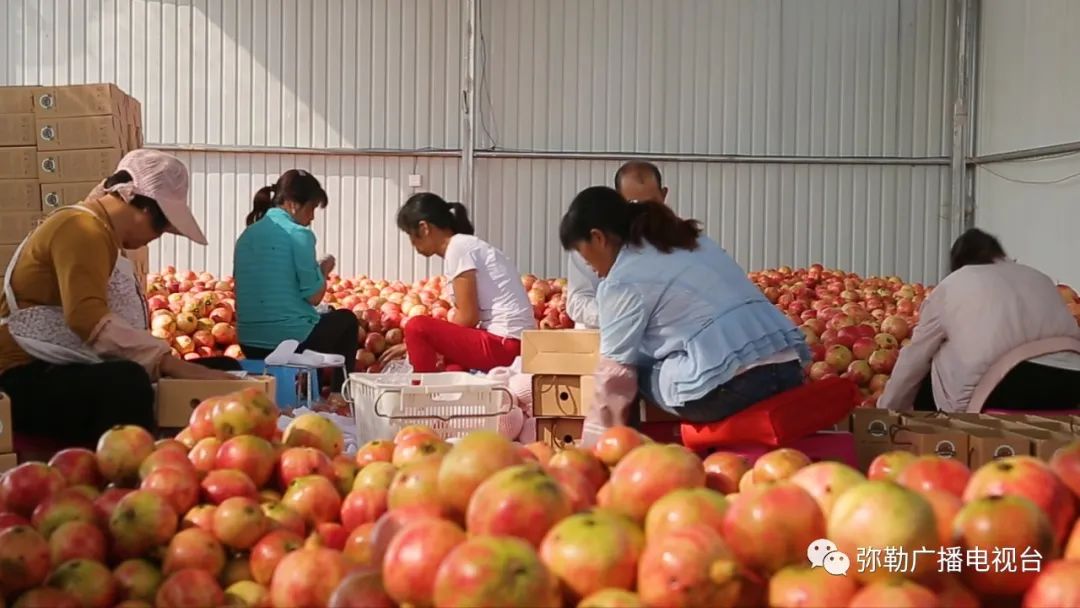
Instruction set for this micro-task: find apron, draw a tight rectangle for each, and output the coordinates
[1,205,149,365]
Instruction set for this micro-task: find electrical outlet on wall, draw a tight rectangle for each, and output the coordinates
[408,174,423,188]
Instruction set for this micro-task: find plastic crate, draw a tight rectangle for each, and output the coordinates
[238,359,320,409]
[344,372,513,444]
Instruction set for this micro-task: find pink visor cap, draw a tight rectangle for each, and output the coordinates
[102,149,208,245]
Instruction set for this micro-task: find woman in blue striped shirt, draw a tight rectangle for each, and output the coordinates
[233,170,358,391]
[559,186,809,446]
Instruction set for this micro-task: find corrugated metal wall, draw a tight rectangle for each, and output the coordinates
[2,0,959,283]
[975,0,1080,287]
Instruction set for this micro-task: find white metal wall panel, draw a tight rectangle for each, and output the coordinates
[974,0,1080,288]
[976,0,1080,154]
[474,159,952,284]
[2,0,463,150]
[151,152,459,282]
[479,0,954,158]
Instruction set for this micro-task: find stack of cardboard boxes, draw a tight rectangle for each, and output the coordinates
[0,393,14,471]
[0,84,148,282]
[522,329,683,448]
[849,409,1078,471]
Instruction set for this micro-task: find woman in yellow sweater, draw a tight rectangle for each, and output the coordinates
[0,150,234,445]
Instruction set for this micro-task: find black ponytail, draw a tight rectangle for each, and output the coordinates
[104,170,169,232]
[247,169,328,226]
[559,186,702,253]
[398,193,474,236]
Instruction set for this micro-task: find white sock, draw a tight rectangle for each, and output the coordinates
[265,340,300,365]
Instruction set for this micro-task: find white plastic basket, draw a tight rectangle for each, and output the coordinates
[343,372,514,444]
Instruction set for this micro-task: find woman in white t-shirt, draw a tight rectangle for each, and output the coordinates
[380,193,535,372]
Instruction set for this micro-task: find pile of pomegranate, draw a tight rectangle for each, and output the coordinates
[2,388,1079,607]
[146,265,1080,392]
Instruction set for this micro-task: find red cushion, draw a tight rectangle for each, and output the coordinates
[680,376,859,450]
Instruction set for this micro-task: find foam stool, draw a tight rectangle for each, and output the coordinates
[680,376,858,450]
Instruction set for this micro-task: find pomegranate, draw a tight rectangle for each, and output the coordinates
[392,435,451,467]
[578,589,645,608]
[788,461,866,518]
[848,580,937,608]
[250,529,304,585]
[343,522,378,567]
[187,437,222,475]
[45,558,117,608]
[767,565,858,607]
[433,535,561,607]
[340,487,389,532]
[827,481,938,583]
[382,517,467,606]
[547,448,609,493]
[548,466,598,513]
[963,455,1076,544]
[162,527,226,577]
[49,519,107,564]
[436,429,523,517]
[215,435,277,487]
[387,457,444,512]
[200,468,258,504]
[702,452,752,495]
[138,448,196,480]
[593,426,646,467]
[10,588,83,608]
[954,495,1056,597]
[1022,560,1080,608]
[0,462,67,517]
[269,547,350,607]
[722,482,826,575]
[0,525,51,594]
[112,558,163,603]
[278,447,334,488]
[48,448,104,488]
[644,487,729,540]
[283,413,345,457]
[465,463,573,547]
[352,461,397,492]
[261,501,306,536]
[752,448,812,484]
[607,443,705,523]
[281,474,342,526]
[30,490,97,538]
[140,467,200,516]
[920,489,963,546]
[1049,441,1080,500]
[897,455,971,499]
[108,490,179,559]
[328,571,395,608]
[95,425,155,486]
[155,568,225,608]
[354,440,395,466]
[867,450,916,481]
[213,496,269,549]
[180,503,215,532]
[539,509,644,600]
[636,525,744,608]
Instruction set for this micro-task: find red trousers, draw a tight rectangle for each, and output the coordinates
[404,316,521,373]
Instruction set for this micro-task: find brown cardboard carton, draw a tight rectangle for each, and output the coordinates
[0,147,38,179]
[35,115,127,151]
[37,148,123,183]
[0,212,43,245]
[0,453,17,473]
[965,427,1033,468]
[0,86,35,114]
[40,181,100,211]
[0,114,36,146]
[32,84,128,117]
[536,417,584,449]
[1,180,42,213]
[520,330,599,375]
[1005,427,1076,460]
[0,393,12,454]
[532,375,592,417]
[156,376,276,428]
[892,424,970,461]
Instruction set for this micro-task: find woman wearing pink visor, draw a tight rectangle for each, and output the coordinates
[0,149,236,446]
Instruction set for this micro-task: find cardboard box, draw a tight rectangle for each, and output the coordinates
[536,417,584,449]
[0,211,43,245]
[0,392,12,454]
[892,423,970,460]
[0,86,35,114]
[532,375,593,417]
[0,244,16,271]
[155,376,276,428]
[521,330,599,375]
[0,114,36,146]
[0,453,17,473]
[40,181,100,210]
[1,180,42,213]
[35,115,127,151]
[32,84,129,117]
[993,425,1075,460]
[0,147,38,179]
[37,148,123,183]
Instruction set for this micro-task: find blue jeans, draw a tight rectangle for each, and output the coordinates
[640,360,805,424]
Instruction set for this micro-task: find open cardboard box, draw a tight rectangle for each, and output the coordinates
[520,330,599,376]
[155,376,276,428]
